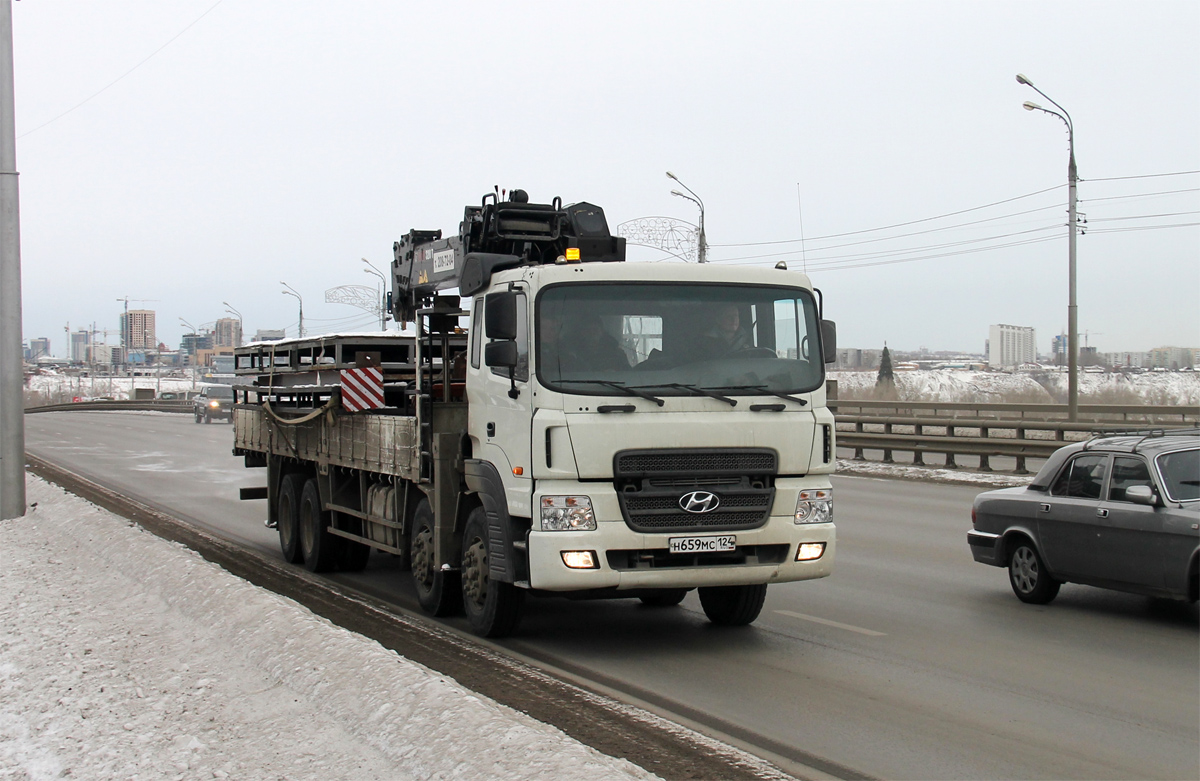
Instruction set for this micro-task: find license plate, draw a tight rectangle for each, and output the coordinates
[669,535,736,554]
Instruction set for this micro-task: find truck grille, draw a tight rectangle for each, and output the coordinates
[614,448,776,533]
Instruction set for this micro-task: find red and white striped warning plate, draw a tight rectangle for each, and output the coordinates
[340,367,384,412]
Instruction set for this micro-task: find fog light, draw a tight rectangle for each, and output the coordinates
[561,550,598,569]
[541,495,596,531]
[795,488,833,524]
[795,542,826,561]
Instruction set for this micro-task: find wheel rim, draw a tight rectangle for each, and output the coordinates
[413,526,435,590]
[462,535,488,610]
[1011,547,1038,593]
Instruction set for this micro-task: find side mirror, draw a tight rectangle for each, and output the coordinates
[1125,485,1157,506]
[485,292,518,340]
[484,340,518,369]
[821,320,837,364]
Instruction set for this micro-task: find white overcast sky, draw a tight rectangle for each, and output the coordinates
[13,0,1199,355]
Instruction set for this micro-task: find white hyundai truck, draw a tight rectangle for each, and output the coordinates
[232,189,837,637]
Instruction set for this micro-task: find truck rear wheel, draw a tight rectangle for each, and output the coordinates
[299,478,338,572]
[461,507,525,637]
[698,584,768,626]
[410,498,461,616]
[277,473,306,564]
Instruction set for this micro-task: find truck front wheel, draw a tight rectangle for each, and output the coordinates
[409,498,461,616]
[460,507,525,637]
[698,584,768,626]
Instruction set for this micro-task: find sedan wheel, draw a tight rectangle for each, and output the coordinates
[1008,542,1061,604]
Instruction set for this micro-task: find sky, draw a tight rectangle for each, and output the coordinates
[12,1,1199,357]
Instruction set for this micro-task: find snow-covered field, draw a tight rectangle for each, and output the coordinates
[1,475,658,781]
[829,369,1200,405]
[25,368,1200,406]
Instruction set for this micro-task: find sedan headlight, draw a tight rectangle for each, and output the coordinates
[795,488,832,524]
[540,495,596,531]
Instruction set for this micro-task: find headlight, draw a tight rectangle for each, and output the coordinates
[209,400,220,408]
[795,488,832,524]
[540,495,596,531]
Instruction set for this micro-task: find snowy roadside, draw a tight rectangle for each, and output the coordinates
[0,474,658,781]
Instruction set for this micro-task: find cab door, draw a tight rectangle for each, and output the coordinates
[466,290,533,517]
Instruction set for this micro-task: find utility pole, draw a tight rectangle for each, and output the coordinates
[0,0,24,519]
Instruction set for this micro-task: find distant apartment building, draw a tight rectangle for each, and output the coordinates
[28,337,51,360]
[1102,351,1150,369]
[214,317,242,348]
[181,331,214,362]
[253,329,286,342]
[92,344,122,365]
[70,330,92,363]
[119,309,156,352]
[835,348,881,370]
[987,324,1037,369]
[1149,346,1198,370]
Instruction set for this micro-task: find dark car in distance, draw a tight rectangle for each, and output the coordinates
[193,384,234,424]
[969,428,1199,604]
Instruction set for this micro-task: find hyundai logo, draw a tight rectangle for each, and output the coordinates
[679,491,721,514]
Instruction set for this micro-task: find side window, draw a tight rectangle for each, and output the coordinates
[470,297,483,369]
[1050,454,1108,499]
[1156,449,1200,502]
[1109,457,1153,502]
[489,292,528,382]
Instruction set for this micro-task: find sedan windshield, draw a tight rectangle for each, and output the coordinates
[536,283,824,396]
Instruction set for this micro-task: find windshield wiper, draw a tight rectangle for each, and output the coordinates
[556,380,665,406]
[633,383,737,407]
[710,385,808,406]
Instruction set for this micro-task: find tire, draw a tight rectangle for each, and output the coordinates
[204,411,212,424]
[1008,541,1061,604]
[193,410,202,424]
[460,507,525,637]
[298,478,338,572]
[276,473,306,564]
[409,498,461,616]
[698,584,768,626]
[639,589,689,607]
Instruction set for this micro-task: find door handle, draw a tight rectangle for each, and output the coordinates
[1039,503,1051,513]
[1096,508,1109,518]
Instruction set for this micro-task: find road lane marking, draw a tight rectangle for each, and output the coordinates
[774,610,886,636]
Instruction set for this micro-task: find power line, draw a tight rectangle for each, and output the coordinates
[1084,170,1200,183]
[18,1,225,139]
[1081,187,1200,203]
[707,183,1065,248]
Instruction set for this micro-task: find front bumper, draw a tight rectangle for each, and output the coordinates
[528,480,836,591]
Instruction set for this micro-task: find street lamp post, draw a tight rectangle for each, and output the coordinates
[1017,73,1079,421]
[222,301,243,347]
[281,282,304,338]
[362,258,387,331]
[665,171,707,263]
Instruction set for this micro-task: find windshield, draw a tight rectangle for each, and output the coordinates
[204,385,234,399]
[536,283,824,396]
[1156,448,1199,502]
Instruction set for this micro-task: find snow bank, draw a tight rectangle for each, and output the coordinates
[0,475,655,781]
[829,369,1200,405]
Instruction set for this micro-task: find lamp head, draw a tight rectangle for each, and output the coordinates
[665,171,677,181]
[1023,101,1041,112]
[1016,73,1032,86]
[671,189,685,197]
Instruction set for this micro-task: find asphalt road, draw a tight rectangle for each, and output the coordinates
[25,411,1200,780]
